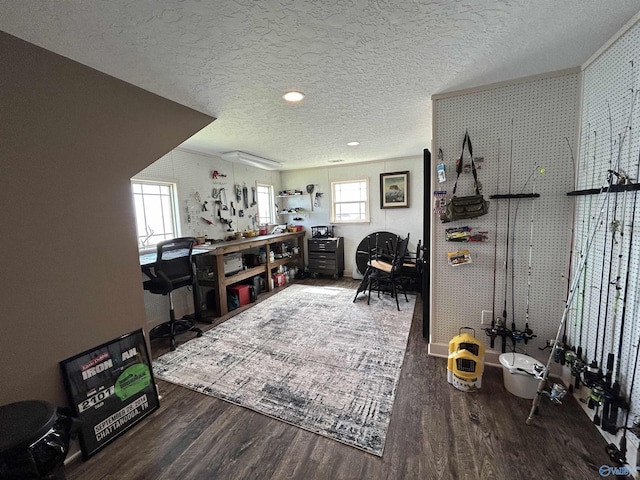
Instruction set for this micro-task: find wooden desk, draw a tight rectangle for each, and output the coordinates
[139,247,208,266]
[196,231,305,317]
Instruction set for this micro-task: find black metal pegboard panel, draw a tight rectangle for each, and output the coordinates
[432,72,579,357]
[572,20,640,417]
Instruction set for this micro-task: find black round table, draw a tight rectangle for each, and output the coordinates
[354,231,399,276]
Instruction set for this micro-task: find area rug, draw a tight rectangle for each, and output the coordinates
[152,284,415,456]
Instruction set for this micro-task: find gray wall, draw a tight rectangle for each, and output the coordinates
[0,33,213,406]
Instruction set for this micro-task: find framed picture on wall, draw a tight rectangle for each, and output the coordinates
[380,171,409,208]
[59,329,160,459]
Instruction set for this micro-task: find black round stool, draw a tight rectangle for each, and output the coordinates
[0,400,76,480]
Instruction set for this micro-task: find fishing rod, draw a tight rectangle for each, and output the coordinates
[522,169,539,346]
[584,131,600,379]
[601,91,638,390]
[594,132,626,432]
[509,166,541,347]
[606,165,637,435]
[619,183,640,464]
[567,131,596,390]
[527,173,611,426]
[592,105,615,388]
[557,138,584,381]
[587,92,638,428]
[602,142,625,390]
[502,119,514,348]
[607,111,640,435]
[601,106,617,380]
[619,334,640,460]
[563,137,577,352]
[490,140,501,350]
[575,130,591,366]
[601,164,628,433]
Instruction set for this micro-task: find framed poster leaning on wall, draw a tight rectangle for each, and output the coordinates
[59,329,160,459]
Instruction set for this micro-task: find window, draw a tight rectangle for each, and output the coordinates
[331,178,369,223]
[131,180,179,247]
[256,184,275,225]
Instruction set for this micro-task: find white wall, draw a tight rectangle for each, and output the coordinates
[280,156,424,277]
[134,149,282,329]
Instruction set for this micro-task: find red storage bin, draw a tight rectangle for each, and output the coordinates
[272,273,286,287]
[228,284,251,306]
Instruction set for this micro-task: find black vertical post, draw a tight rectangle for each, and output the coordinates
[423,148,431,339]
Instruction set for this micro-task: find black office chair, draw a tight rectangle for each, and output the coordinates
[367,233,411,311]
[143,237,203,351]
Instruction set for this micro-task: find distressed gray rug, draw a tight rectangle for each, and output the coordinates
[153,284,415,456]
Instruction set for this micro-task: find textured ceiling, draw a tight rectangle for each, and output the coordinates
[2,1,639,170]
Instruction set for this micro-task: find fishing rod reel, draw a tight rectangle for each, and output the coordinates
[539,383,567,405]
[605,443,626,466]
[483,317,512,352]
[529,362,567,407]
[552,340,567,365]
[586,384,605,410]
[607,169,630,186]
[582,360,604,388]
[510,327,537,345]
[539,338,569,364]
[563,349,586,391]
[631,416,640,439]
[522,325,536,345]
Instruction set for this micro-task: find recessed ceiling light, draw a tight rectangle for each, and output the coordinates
[347,141,360,147]
[283,91,305,102]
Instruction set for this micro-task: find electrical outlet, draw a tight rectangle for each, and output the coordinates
[481,310,492,325]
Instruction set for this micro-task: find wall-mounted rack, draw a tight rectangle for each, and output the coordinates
[566,183,640,196]
[489,193,541,199]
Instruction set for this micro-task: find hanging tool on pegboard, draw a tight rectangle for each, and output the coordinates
[242,182,249,209]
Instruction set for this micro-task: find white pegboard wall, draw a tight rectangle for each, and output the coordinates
[432,71,580,359]
[568,19,640,437]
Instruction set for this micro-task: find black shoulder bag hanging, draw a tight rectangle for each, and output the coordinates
[441,131,489,223]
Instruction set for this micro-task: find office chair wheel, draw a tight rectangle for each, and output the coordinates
[170,337,177,351]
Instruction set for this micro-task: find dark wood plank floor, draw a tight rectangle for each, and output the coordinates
[67,278,613,479]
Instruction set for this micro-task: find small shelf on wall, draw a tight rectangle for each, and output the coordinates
[279,209,306,215]
[277,189,307,217]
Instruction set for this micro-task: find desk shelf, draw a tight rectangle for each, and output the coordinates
[269,254,301,270]
[223,265,265,286]
[194,231,305,317]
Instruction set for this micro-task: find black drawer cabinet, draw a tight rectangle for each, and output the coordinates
[307,237,345,278]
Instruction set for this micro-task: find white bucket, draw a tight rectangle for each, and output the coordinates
[499,353,544,399]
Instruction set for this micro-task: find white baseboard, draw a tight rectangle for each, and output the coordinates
[64,449,82,466]
[430,342,638,477]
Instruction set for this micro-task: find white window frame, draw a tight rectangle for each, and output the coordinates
[131,179,180,248]
[257,183,276,225]
[331,178,370,223]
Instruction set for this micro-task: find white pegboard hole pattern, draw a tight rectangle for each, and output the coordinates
[432,71,579,355]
